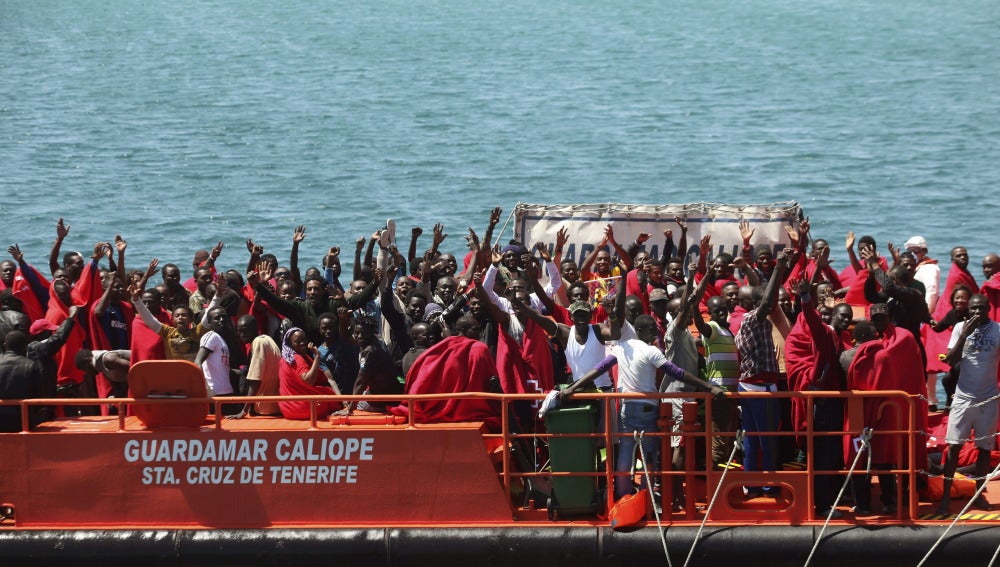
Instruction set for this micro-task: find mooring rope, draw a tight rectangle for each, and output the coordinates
[636,430,673,567]
[681,429,745,567]
[915,458,1000,567]
[802,427,874,567]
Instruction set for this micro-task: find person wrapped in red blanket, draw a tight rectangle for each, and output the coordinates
[846,304,927,515]
[392,316,502,431]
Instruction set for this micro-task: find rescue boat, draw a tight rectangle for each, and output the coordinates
[2,360,999,567]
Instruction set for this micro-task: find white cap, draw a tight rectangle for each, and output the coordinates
[904,235,927,251]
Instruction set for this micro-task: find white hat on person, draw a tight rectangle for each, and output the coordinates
[904,236,927,251]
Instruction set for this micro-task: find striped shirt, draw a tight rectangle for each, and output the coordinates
[703,320,739,387]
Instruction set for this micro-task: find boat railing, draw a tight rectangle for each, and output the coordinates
[1,388,923,525]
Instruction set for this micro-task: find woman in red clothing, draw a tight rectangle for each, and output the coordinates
[278,327,341,420]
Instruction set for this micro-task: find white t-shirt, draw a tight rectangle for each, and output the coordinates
[914,263,941,312]
[199,331,233,395]
[611,338,668,401]
[948,320,1000,403]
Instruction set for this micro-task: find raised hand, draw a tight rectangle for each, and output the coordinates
[472,269,485,287]
[845,231,856,251]
[128,282,143,303]
[145,258,160,279]
[799,217,811,238]
[465,227,481,252]
[293,225,307,243]
[636,232,651,245]
[555,226,569,252]
[7,244,23,263]
[411,226,423,238]
[784,224,800,248]
[739,219,755,243]
[92,242,111,260]
[56,218,70,240]
[115,234,127,253]
[699,234,712,255]
[674,216,688,232]
[603,224,616,244]
[790,277,810,296]
[355,236,366,251]
[489,207,502,227]
[535,241,552,262]
[257,261,274,283]
[210,241,224,261]
[246,270,260,287]
[814,245,831,268]
[663,228,673,240]
[432,223,447,246]
[524,256,539,280]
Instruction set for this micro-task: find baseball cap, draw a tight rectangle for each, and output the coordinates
[904,236,927,251]
[29,319,59,335]
[569,301,593,314]
[648,288,669,302]
[869,303,890,317]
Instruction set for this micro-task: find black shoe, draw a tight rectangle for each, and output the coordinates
[929,404,938,413]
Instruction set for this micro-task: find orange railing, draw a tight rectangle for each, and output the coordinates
[0,389,924,524]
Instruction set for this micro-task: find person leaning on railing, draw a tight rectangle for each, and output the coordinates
[557,316,725,501]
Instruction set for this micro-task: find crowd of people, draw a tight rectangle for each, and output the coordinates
[1,209,998,517]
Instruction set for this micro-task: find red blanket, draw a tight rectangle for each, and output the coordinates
[130,316,166,365]
[981,275,1000,323]
[45,293,85,385]
[785,304,841,436]
[847,326,928,465]
[925,265,978,372]
[843,256,890,312]
[495,318,555,395]
[278,354,339,420]
[394,335,500,428]
[0,264,49,322]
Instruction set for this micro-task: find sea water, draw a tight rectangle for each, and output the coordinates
[2,0,998,278]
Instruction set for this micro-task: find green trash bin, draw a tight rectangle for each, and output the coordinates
[543,399,600,520]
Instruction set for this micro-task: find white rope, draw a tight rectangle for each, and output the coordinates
[802,427,873,567]
[681,429,745,567]
[636,431,673,567]
[916,459,1000,567]
[987,539,1000,567]
[634,432,671,566]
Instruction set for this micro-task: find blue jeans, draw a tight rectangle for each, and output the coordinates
[740,395,779,474]
[615,402,660,499]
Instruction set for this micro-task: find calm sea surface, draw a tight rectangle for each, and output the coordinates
[2,0,998,278]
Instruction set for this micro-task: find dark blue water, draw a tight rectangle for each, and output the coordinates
[2,0,998,277]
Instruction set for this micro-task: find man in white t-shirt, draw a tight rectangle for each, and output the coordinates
[559,315,724,500]
[938,294,1000,514]
[194,307,234,397]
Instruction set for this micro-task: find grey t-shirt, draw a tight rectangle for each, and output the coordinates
[949,320,1000,403]
[662,320,698,393]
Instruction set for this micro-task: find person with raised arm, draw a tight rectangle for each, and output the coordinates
[550,314,724,500]
[2,244,51,322]
[276,327,341,420]
[131,279,217,362]
[579,224,631,309]
[734,246,797,498]
[47,218,84,284]
[336,313,401,416]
